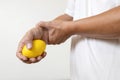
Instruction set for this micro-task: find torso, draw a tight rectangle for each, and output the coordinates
[70,0,120,80]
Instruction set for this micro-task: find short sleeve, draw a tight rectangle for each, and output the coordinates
[65,0,75,17]
[116,0,120,6]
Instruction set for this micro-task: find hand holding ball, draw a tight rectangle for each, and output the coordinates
[22,40,46,58]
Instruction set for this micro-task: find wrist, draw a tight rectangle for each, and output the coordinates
[64,21,76,36]
[71,20,85,35]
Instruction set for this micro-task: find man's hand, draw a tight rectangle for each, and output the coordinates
[16,20,73,63]
[16,26,48,64]
[38,21,73,44]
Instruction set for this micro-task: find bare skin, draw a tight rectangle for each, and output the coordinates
[17,6,120,64]
[40,6,120,40]
[16,14,72,64]
[72,6,120,39]
[16,26,48,64]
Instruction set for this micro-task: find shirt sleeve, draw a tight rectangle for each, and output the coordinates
[116,0,120,6]
[65,0,75,17]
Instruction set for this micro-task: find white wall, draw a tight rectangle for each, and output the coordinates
[0,0,70,80]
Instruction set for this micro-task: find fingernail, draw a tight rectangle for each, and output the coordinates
[26,43,32,49]
[23,57,28,61]
[37,56,42,61]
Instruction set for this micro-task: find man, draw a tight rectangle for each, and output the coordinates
[16,0,120,80]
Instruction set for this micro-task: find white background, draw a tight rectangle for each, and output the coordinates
[0,0,71,80]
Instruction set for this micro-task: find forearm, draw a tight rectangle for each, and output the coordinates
[71,6,120,39]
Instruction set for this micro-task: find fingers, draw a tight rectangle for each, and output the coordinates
[32,52,47,63]
[16,52,47,64]
[29,58,37,63]
[16,52,28,61]
[41,52,47,58]
[24,31,34,49]
[16,22,48,64]
[18,31,33,51]
[16,39,33,62]
[16,29,34,61]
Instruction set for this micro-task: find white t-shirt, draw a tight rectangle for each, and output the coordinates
[65,0,120,80]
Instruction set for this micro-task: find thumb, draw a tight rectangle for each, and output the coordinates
[26,40,33,49]
[25,39,33,49]
[24,31,33,50]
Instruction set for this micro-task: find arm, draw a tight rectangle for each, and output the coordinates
[70,6,120,39]
[16,14,73,63]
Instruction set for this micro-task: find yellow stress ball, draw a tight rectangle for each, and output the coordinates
[22,40,46,58]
